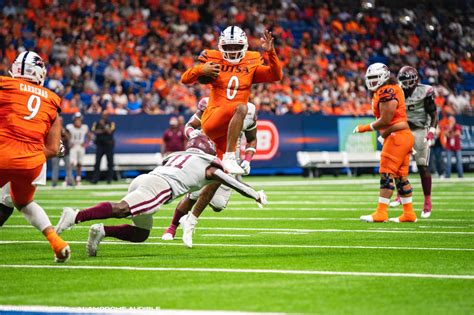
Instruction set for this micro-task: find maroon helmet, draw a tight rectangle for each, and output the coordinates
[186,134,216,156]
[397,66,419,89]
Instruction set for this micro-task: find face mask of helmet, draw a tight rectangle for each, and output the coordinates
[398,71,418,89]
[218,26,248,64]
[365,63,390,91]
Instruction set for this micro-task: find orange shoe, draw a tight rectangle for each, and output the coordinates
[389,213,417,223]
[360,211,388,223]
[49,234,71,263]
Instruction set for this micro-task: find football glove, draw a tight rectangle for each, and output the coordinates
[240,160,251,175]
[353,123,374,133]
[256,190,268,208]
[425,127,436,147]
[57,140,66,158]
[188,128,202,139]
[377,135,385,145]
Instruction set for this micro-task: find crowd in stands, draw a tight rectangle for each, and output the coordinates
[0,0,473,116]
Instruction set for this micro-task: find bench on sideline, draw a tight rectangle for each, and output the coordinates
[297,151,381,177]
[81,153,163,172]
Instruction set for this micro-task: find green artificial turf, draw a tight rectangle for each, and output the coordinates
[0,176,473,314]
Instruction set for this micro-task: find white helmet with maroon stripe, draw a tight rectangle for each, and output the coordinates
[218,26,248,64]
[9,51,47,86]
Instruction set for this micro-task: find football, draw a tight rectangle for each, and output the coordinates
[198,75,216,84]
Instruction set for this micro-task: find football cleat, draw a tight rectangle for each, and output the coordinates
[421,210,432,219]
[389,215,417,223]
[54,244,71,263]
[162,232,175,241]
[87,223,105,257]
[360,212,388,223]
[222,152,245,175]
[421,199,432,218]
[179,213,198,249]
[389,196,401,208]
[55,207,78,234]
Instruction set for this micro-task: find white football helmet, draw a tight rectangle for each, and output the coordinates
[218,26,248,64]
[9,51,47,86]
[365,63,390,91]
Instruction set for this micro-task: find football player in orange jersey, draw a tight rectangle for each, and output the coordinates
[353,63,416,223]
[0,51,71,262]
[181,26,282,174]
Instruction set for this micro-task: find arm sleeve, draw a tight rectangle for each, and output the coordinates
[181,64,205,84]
[211,169,259,200]
[252,49,283,84]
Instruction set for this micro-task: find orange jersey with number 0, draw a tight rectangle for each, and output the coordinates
[0,76,61,169]
[181,49,282,141]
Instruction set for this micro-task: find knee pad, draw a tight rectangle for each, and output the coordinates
[210,195,228,212]
[188,190,201,201]
[396,180,413,196]
[380,173,395,190]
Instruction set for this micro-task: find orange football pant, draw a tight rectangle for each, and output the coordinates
[201,102,243,147]
[380,129,414,177]
[0,165,43,206]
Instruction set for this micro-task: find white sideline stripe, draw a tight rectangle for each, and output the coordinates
[0,305,275,315]
[0,264,473,280]
[3,225,474,235]
[1,240,473,252]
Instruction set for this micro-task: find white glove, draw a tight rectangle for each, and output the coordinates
[240,160,251,175]
[188,129,202,139]
[256,190,267,208]
[352,126,360,133]
[424,127,436,147]
[377,135,385,145]
[57,140,66,158]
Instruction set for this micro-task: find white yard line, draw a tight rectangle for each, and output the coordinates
[0,305,276,315]
[1,240,473,252]
[33,200,471,206]
[3,225,474,235]
[36,177,474,190]
[201,234,252,237]
[0,264,473,280]
[10,215,474,224]
[32,206,474,212]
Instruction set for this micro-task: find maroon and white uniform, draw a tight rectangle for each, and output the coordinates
[122,150,221,229]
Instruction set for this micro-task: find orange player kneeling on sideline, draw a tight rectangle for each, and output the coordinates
[0,51,71,261]
[354,63,416,223]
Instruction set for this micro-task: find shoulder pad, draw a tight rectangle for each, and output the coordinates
[378,85,398,103]
[198,50,222,63]
[244,51,264,64]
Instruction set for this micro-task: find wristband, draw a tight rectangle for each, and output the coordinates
[244,148,256,162]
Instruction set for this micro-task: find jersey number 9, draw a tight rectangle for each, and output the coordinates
[24,95,41,120]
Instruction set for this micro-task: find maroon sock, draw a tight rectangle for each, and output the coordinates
[421,174,432,197]
[104,224,149,242]
[75,202,113,223]
[170,208,187,229]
